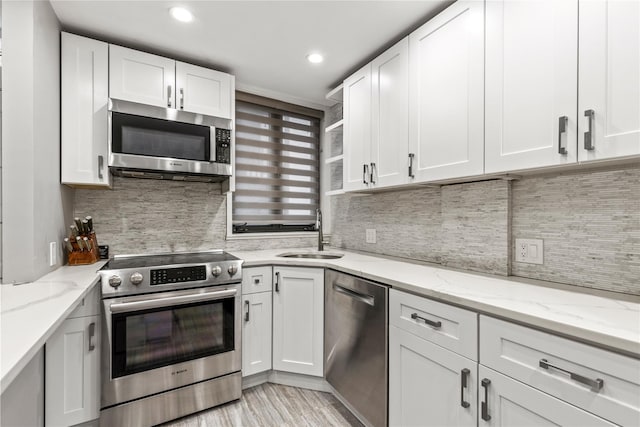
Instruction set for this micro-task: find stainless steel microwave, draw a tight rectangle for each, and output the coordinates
[108,99,233,182]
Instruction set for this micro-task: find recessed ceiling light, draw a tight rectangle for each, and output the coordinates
[306,53,324,64]
[170,7,194,23]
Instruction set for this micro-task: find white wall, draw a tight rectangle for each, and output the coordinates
[2,0,72,284]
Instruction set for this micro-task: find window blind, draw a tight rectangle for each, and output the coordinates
[232,96,321,233]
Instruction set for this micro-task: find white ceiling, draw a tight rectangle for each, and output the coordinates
[50,0,451,107]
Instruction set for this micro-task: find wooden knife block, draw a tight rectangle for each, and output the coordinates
[68,233,100,265]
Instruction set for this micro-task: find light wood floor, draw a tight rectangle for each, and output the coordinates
[163,383,363,427]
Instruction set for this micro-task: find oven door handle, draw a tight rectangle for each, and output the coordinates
[109,288,237,314]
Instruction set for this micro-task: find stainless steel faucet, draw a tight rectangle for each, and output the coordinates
[317,208,328,251]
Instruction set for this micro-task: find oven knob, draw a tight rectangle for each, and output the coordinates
[108,275,122,288]
[228,265,238,276]
[130,272,144,285]
[211,266,222,277]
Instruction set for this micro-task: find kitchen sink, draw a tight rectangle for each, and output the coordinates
[277,252,344,259]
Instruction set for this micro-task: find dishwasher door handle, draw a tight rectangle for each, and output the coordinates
[333,283,375,306]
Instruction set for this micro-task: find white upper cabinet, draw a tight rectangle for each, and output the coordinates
[61,33,110,187]
[176,62,232,119]
[343,64,372,192]
[371,37,410,188]
[485,0,579,173]
[578,0,640,162]
[109,45,176,108]
[409,1,484,182]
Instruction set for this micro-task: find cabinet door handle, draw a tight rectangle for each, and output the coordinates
[98,155,104,180]
[408,153,415,178]
[244,300,250,321]
[88,322,96,351]
[370,163,376,184]
[584,109,595,150]
[363,164,369,184]
[539,358,604,390]
[275,271,280,292]
[167,85,173,108]
[410,312,442,328]
[558,116,568,155]
[460,368,470,408]
[180,88,184,110]
[481,378,491,421]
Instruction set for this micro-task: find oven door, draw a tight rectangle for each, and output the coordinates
[101,284,241,408]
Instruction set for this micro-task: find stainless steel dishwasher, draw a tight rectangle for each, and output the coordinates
[325,270,388,427]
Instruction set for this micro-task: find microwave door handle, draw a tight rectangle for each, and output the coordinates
[109,288,237,314]
[210,127,216,162]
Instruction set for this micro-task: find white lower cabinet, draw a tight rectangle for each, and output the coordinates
[45,316,100,426]
[478,366,614,426]
[272,267,324,377]
[389,326,477,427]
[242,291,272,377]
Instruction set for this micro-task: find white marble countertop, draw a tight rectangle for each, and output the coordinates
[230,248,640,358]
[0,261,107,393]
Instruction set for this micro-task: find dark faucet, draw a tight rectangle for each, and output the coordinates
[317,208,328,251]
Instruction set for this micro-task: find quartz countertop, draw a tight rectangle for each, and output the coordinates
[1,261,107,393]
[230,248,640,358]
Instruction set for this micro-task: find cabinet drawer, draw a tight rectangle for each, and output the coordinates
[68,283,100,318]
[390,289,478,360]
[242,267,273,295]
[480,315,640,426]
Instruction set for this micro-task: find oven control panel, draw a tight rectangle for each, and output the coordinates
[151,266,207,285]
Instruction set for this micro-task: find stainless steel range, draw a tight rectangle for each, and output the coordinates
[99,251,243,426]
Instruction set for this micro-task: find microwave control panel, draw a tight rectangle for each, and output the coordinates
[215,128,232,164]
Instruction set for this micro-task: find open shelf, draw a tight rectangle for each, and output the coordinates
[325,84,344,104]
[325,189,345,196]
[325,154,344,165]
[325,119,344,133]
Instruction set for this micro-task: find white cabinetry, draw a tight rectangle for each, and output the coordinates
[389,289,478,427]
[241,267,272,377]
[408,0,484,182]
[45,286,100,427]
[479,316,640,426]
[61,33,110,187]
[485,0,579,173]
[578,0,640,162]
[272,267,324,377]
[110,45,232,118]
[343,38,409,191]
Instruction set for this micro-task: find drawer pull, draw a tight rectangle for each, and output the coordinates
[481,378,491,421]
[539,358,604,391]
[411,312,442,329]
[244,300,250,321]
[460,368,470,408]
[254,278,260,284]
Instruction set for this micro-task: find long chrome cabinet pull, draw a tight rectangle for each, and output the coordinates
[244,300,250,321]
[363,164,369,185]
[88,322,96,351]
[539,358,604,391]
[370,163,376,184]
[98,155,104,179]
[408,153,415,178]
[584,109,595,150]
[460,368,470,408]
[180,88,185,110]
[410,312,442,329]
[167,85,173,108]
[481,378,491,421]
[558,116,568,155]
[275,271,280,292]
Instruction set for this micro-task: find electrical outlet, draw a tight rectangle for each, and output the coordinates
[515,238,543,264]
[49,242,57,267]
[365,229,377,244]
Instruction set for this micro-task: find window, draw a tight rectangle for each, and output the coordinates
[232,92,323,234]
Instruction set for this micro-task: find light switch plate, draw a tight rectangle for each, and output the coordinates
[515,238,543,264]
[365,229,377,244]
[49,241,57,266]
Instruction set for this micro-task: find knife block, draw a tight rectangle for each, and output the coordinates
[68,233,100,265]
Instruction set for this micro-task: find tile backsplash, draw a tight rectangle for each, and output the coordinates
[330,164,640,296]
